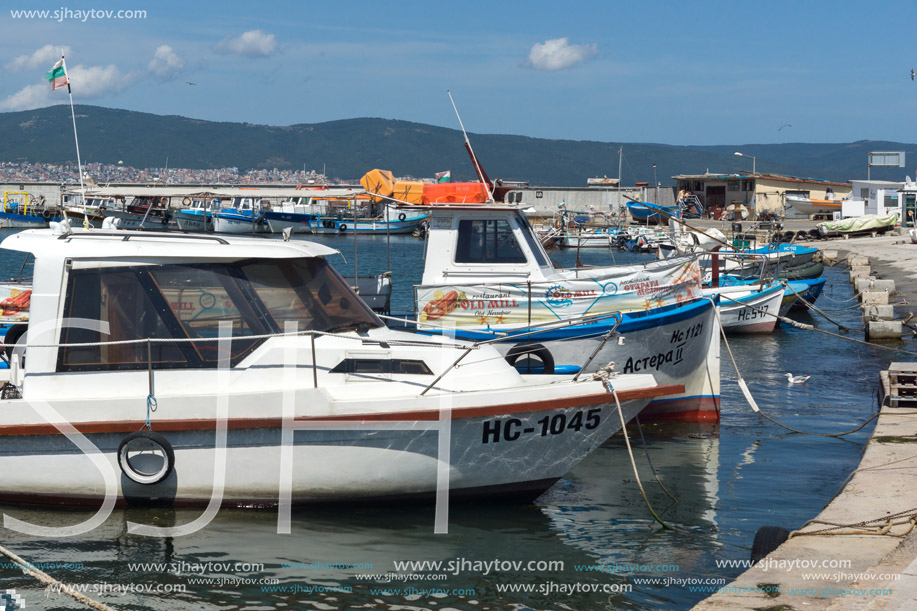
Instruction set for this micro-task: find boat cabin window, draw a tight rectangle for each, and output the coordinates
[517,217,550,268]
[455,219,527,264]
[57,257,381,372]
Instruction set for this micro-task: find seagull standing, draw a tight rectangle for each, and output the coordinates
[786,372,811,384]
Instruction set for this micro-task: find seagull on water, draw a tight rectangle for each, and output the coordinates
[786,372,810,384]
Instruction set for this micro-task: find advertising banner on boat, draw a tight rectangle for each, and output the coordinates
[415,259,702,326]
[0,285,30,322]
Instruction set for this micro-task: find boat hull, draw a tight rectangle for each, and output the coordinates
[0,389,654,506]
[0,212,54,228]
[712,284,784,334]
[175,211,212,232]
[421,299,720,422]
[310,216,427,235]
[264,211,315,234]
[212,214,267,233]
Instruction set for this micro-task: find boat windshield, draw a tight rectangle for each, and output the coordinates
[57,257,381,371]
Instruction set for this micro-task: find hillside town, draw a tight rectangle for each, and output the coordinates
[0,160,332,185]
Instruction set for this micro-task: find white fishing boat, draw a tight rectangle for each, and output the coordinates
[705,282,785,334]
[560,227,619,248]
[0,226,681,506]
[175,197,219,232]
[407,204,721,422]
[212,197,269,234]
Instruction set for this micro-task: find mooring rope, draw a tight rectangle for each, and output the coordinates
[709,297,881,438]
[0,543,117,610]
[717,292,917,356]
[595,365,674,530]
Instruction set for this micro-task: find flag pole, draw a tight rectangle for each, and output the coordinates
[61,51,88,228]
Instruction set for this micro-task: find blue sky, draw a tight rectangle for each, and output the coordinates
[0,0,913,145]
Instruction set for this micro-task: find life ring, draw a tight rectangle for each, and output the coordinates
[398,213,407,221]
[339,223,347,232]
[181,197,192,207]
[504,343,555,375]
[422,290,459,321]
[41,209,51,220]
[117,430,175,485]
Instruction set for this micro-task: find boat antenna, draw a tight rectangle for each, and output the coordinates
[447,90,493,201]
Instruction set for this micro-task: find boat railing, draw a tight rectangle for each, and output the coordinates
[56,231,231,244]
[11,327,474,396]
[415,311,624,396]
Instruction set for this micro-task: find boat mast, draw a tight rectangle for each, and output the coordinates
[448,90,494,202]
[617,146,623,217]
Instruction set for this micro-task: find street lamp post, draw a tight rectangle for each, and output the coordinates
[734,151,756,175]
[653,163,657,203]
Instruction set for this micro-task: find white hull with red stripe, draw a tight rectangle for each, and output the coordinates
[0,228,682,507]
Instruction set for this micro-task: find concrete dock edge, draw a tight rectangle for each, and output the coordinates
[692,233,917,610]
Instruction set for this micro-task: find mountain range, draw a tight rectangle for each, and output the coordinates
[1,104,914,186]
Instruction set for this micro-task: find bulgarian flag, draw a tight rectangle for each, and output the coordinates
[45,58,69,91]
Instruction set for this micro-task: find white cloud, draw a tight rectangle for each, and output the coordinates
[213,29,277,58]
[524,38,597,71]
[148,45,185,80]
[0,84,51,111]
[0,63,130,111]
[5,44,72,71]
[67,64,130,97]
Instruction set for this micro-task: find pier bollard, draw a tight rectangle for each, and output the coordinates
[855,278,895,293]
[866,279,896,293]
[862,304,895,321]
[849,266,871,283]
[866,320,903,341]
[862,291,890,305]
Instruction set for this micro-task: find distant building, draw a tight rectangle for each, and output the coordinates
[672,171,851,219]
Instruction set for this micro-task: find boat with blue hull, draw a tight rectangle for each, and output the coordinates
[626,200,680,224]
[407,203,721,422]
[0,191,58,228]
[212,197,268,234]
[175,198,218,232]
[309,209,428,235]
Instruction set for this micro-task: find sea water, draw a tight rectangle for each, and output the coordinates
[0,231,899,610]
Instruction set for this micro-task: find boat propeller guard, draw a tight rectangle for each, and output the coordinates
[117,430,175,485]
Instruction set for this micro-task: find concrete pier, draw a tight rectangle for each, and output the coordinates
[693,232,917,610]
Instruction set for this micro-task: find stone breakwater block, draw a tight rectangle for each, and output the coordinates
[848,254,870,266]
[862,291,890,305]
[869,279,896,293]
[850,266,871,282]
[855,278,896,293]
[866,320,902,340]
[862,304,895,320]
[822,249,839,264]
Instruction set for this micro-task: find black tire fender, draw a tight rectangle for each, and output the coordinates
[398,212,407,221]
[339,223,347,232]
[118,430,175,485]
[750,526,790,564]
[3,324,27,362]
[505,343,555,375]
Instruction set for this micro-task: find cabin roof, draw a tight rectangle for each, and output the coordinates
[0,229,339,260]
